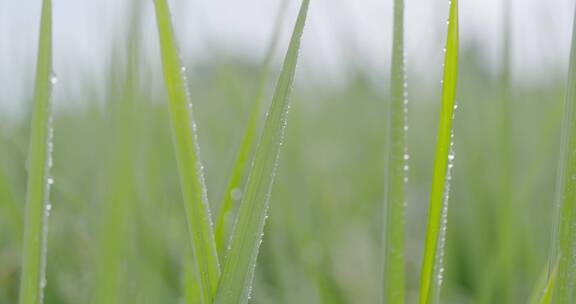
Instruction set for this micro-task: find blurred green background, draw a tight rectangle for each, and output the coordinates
[0,0,571,303]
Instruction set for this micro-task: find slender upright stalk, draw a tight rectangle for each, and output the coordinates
[19,0,54,303]
[214,1,310,303]
[550,4,576,303]
[214,0,290,257]
[382,0,407,302]
[153,0,220,302]
[419,1,459,303]
[496,0,515,301]
[92,3,141,302]
[529,262,558,304]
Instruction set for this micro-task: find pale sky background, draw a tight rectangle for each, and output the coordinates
[0,0,574,113]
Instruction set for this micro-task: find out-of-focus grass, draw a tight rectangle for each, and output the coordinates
[382,0,407,302]
[0,6,570,304]
[0,48,563,304]
[549,4,576,303]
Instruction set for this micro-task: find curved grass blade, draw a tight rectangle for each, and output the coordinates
[214,1,310,303]
[214,0,290,257]
[18,0,54,303]
[529,263,558,304]
[418,1,459,303]
[549,4,576,303]
[382,0,407,302]
[153,0,220,302]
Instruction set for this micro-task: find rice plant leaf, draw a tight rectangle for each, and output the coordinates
[418,1,459,303]
[382,0,407,302]
[18,0,54,303]
[550,4,576,303]
[539,265,558,304]
[529,263,558,304]
[92,3,142,302]
[494,0,515,301]
[214,0,290,257]
[153,0,220,302]
[214,1,309,303]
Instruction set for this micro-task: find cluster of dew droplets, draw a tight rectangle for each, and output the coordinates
[432,105,457,302]
[240,91,292,303]
[402,48,410,188]
[430,2,458,298]
[39,72,57,299]
[180,63,217,241]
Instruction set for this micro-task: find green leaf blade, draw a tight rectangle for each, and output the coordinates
[214,0,290,257]
[550,4,576,303]
[153,0,220,302]
[382,0,407,302]
[214,1,310,303]
[18,0,54,303]
[418,1,459,303]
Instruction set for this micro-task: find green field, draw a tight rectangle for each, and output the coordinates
[1,0,574,303]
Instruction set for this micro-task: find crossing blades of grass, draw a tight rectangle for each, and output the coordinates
[214,0,289,257]
[18,0,54,303]
[419,1,459,303]
[382,0,407,302]
[540,263,558,304]
[214,1,309,303]
[529,263,558,304]
[153,0,220,302]
[549,4,576,303]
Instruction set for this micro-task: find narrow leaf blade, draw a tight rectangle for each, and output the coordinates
[550,4,576,302]
[214,1,310,303]
[214,0,290,257]
[18,0,54,303]
[382,0,407,302]
[419,1,459,303]
[153,0,220,302]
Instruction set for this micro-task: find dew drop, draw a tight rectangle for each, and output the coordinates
[231,188,243,201]
[50,74,58,85]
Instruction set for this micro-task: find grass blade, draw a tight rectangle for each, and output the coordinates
[529,263,558,304]
[153,0,220,302]
[18,0,54,303]
[418,1,459,303]
[214,0,290,257]
[549,4,576,303]
[92,3,142,302]
[540,264,558,304]
[214,1,310,303]
[494,0,515,301]
[382,0,407,302]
